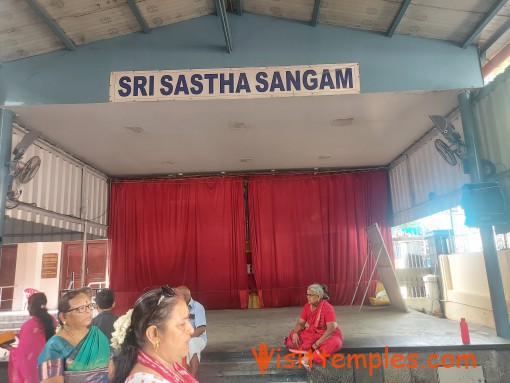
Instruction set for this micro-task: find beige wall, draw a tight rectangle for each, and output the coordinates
[12,242,62,311]
[439,250,510,327]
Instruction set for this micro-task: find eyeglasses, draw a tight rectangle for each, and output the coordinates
[306,294,318,298]
[157,285,176,306]
[67,303,96,313]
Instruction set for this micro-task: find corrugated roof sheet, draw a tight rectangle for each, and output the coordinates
[1,0,508,63]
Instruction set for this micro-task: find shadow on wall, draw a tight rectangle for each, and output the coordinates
[439,250,510,327]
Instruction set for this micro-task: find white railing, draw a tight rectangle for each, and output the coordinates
[87,282,108,289]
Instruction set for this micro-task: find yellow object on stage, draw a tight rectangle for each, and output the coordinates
[248,294,260,309]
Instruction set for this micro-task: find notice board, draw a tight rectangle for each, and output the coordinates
[41,253,58,279]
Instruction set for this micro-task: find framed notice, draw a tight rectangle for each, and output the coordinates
[41,253,59,279]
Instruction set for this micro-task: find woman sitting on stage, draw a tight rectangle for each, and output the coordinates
[1,292,57,383]
[38,290,110,382]
[111,285,199,383]
[284,283,343,370]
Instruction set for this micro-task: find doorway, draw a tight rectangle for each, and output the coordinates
[0,245,18,310]
[60,240,108,291]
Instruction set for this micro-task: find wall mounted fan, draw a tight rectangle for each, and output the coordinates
[429,115,496,177]
[429,115,467,167]
[6,129,41,209]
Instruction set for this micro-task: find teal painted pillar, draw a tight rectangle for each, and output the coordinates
[0,109,14,249]
[458,91,510,339]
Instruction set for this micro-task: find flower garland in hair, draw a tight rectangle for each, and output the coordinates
[111,309,133,350]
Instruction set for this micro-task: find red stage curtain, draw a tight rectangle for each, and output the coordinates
[248,171,392,307]
[109,178,247,314]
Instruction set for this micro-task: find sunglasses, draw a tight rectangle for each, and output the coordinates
[67,303,96,313]
[157,285,176,306]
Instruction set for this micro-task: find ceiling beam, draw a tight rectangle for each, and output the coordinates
[235,0,243,16]
[16,202,107,231]
[127,0,151,34]
[215,0,233,53]
[311,0,322,27]
[462,0,509,49]
[482,42,510,79]
[479,18,510,58]
[387,0,412,37]
[25,0,76,51]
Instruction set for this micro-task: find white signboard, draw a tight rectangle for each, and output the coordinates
[109,63,360,102]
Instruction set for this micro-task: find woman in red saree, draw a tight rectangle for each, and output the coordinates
[284,284,343,370]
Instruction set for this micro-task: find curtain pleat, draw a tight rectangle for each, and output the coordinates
[109,177,248,313]
[248,171,392,307]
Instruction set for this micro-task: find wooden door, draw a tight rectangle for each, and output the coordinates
[60,240,108,290]
[0,245,17,310]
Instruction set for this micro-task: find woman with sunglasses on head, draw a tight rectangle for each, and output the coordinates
[111,286,198,383]
[38,289,110,382]
[284,283,343,370]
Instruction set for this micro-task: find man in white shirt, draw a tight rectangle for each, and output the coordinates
[175,285,207,377]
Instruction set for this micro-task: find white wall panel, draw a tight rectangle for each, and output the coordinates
[473,69,510,213]
[389,157,413,214]
[474,70,510,172]
[6,127,109,241]
[390,117,471,226]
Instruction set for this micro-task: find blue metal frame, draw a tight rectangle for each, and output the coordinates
[458,91,510,339]
[311,0,322,27]
[479,18,510,58]
[25,0,76,51]
[462,0,509,49]
[0,109,14,249]
[127,0,151,34]
[387,0,412,37]
[235,0,243,16]
[214,0,233,53]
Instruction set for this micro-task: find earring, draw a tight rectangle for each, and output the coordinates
[153,339,159,352]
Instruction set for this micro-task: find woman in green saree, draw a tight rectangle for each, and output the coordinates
[38,290,110,383]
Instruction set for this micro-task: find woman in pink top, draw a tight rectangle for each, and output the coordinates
[1,293,57,383]
[284,283,343,370]
[111,286,198,383]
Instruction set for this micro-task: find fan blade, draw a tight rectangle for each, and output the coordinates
[6,198,20,209]
[435,139,457,166]
[18,156,41,184]
[6,191,20,209]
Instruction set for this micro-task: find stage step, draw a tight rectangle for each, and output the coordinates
[199,346,510,383]
[198,351,308,383]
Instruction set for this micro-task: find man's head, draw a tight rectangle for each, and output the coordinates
[95,288,115,310]
[175,285,191,304]
[77,286,93,299]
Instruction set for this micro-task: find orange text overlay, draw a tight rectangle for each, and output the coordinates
[251,343,477,376]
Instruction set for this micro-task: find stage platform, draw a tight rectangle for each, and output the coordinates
[1,306,510,382]
[205,305,510,352]
[199,305,510,382]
